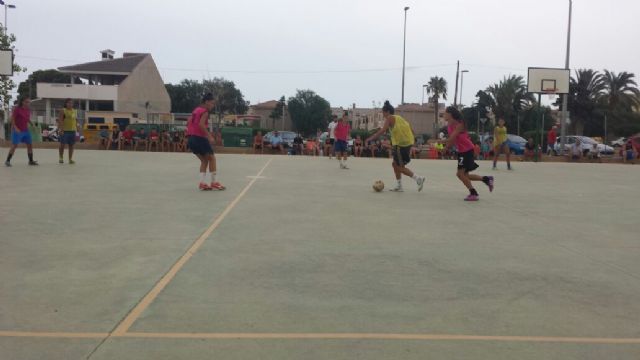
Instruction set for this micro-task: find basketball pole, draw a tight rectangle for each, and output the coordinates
[560,0,573,152]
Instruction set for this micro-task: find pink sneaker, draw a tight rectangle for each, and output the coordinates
[464,194,479,201]
[210,182,226,191]
[199,182,212,191]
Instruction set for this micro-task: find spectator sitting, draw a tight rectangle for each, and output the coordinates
[293,133,304,155]
[108,127,120,150]
[120,127,134,150]
[587,143,601,162]
[159,130,170,152]
[353,135,363,157]
[323,136,332,157]
[435,142,446,159]
[305,137,318,156]
[270,131,285,154]
[148,129,160,151]
[134,128,149,151]
[366,140,378,157]
[98,128,110,150]
[568,137,583,162]
[523,137,536,161]
[253,131,264,154]
[623,139,637,164]
[381,138,392,158]
[481,139,491,160]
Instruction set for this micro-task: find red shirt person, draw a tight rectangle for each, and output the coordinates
[547,126,557,154]
[334,113,352,169]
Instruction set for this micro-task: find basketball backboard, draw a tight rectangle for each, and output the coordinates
[0,50,13,76]
[527,67,570,94]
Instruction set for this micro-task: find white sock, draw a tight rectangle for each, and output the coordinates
[211,171,216,183]
[200,172,206,183]
[397,179,402,187]
[339,159,343,165]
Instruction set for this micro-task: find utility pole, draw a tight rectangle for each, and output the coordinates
[453,60,460,106]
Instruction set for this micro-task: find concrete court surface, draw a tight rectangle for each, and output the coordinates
[0,148,639,360]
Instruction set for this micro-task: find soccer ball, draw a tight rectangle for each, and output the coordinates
[372,180,384,192]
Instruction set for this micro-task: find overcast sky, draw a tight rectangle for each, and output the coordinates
[9,0,640,108]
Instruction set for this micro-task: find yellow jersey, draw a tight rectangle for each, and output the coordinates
[390,115,414,147]
[62,108,78,132]
[494,125,507,145]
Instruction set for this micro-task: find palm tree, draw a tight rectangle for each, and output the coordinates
[564,69,605,134]
[602,70,640,112]
[477,75,534,132]
[426,77,447,134]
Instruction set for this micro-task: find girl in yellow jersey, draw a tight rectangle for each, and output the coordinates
[57,98,79,164]
[366,101,425,192]
[492,118,512,170]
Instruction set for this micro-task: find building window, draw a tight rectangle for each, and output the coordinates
[88,117,105,124]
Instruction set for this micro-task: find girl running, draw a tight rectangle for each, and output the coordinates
[187,93,226,191]
[444,106,494,201]
[492,118,512,170]
[365,101,425,192]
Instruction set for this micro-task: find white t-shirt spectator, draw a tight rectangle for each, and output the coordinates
[571,143,582,156]
[328,121,337,139]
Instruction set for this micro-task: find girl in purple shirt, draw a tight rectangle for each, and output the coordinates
[444,106,493,201]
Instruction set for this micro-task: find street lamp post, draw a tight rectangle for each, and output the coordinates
[421,84,427,106]
[560,0,572,152]
[2,2,16,31]
[401,6,409,105]
[459,70,469,106]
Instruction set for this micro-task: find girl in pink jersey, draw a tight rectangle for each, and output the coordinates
[187,93,225,191]
[444,106,493,201]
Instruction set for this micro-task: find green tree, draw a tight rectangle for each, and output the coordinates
[165,78,248,124]
[17,69,77,99]
[268,96,285,129]
[165,79,205,113]
[477,75,535,132]
[1,24,26,137]
[602,70,640,112]
[287,90,331,136]
[425,77,447,134]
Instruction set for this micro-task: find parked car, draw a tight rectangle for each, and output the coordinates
[263,131,297,148]
[611,137,627,148]
[479,134,527,155]
[555,136,614,155]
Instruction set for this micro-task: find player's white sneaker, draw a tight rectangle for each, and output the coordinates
[389,185,404,192]
[416,176,425,192]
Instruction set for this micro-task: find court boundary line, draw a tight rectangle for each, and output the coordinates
[111,158,273,335]
[2,331,640,344]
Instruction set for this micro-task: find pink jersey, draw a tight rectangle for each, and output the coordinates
[187,107,209,138]
[334,122,350,141]
[13,106,30,132]
[448,122,474,153]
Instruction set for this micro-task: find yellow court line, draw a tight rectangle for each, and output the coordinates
[0,331,107,339]
[111,158,274,336]
[2,331,640,344]
[119,333,640,344]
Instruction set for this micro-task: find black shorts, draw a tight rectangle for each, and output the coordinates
[188,136,213,156]
[392,146,411,166]
[329,138,335,145]
[457,150,479,173]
